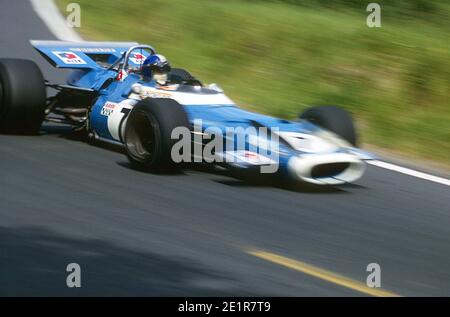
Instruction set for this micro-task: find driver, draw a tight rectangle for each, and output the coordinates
[141,54,171,85]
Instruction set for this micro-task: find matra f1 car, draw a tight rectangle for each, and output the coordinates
[0,41,372,185]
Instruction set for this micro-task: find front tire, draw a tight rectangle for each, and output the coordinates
[168,68,202,86]
[123,98,190,171]
[0,58,46,134]
[300,105,357,146]
[168,68,195,83]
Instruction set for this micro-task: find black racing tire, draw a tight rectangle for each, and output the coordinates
[124,98,190,171]
[0,58,46,134]
[300,105,357,146]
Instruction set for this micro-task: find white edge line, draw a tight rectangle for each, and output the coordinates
[368,160,450,187]
[30,0,83,42]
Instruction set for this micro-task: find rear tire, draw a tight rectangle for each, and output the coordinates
[300,105,357,146]
[0,58,46,134]
[123,98,190,171]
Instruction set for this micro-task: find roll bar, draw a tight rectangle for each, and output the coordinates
[108,44,156,72]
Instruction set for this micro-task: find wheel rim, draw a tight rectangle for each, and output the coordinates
[126,110,160,163]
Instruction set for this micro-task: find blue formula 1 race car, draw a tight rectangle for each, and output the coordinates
[0,41,372,186]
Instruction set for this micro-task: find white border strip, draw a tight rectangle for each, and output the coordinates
[368,160,450,187]
[30,0,83,41]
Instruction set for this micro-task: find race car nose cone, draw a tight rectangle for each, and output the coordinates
[288,153,366,185]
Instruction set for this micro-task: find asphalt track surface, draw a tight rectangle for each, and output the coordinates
[1,0,449,296]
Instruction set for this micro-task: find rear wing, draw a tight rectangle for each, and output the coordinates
[30,40,140,70]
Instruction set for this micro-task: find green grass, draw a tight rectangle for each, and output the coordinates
[57,0,450,164]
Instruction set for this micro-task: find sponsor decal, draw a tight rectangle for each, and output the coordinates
[129,52,146,65]
[117,69,128,82]
[52,51,87,65]
[70,47,116,53]
[101,102,117,116]
[140,87,172,99]
[157,85,179,91]
[231,150,277,165]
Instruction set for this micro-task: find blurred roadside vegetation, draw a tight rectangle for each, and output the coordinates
[57,0,449,164]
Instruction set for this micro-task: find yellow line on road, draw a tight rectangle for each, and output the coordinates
[247,249,401,297]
